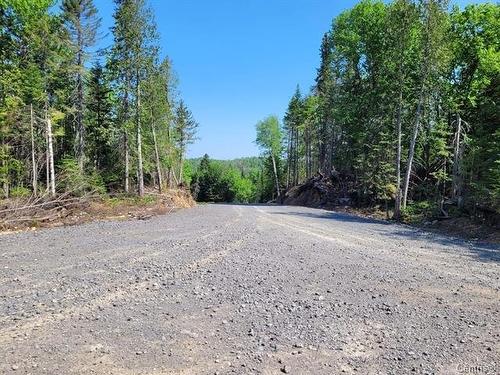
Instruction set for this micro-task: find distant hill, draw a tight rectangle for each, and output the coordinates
[188,156,263,175]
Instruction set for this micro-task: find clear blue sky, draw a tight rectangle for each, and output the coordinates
[92,0,484,160]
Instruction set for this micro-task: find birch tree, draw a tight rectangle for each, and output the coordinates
[255,116,283,199]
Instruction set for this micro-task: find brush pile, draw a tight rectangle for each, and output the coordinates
[280,171,354,208]
[0,189,195,231]
[0,193,96,230]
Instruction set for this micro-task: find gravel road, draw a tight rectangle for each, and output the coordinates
[1,204,499,374]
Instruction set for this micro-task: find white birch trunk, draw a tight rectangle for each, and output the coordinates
[30,103,37,196]
[271,154,280,199]
[46,111,56,197]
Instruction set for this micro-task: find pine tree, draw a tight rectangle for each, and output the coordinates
[174,101,198,185]
[86,61,115,177]
[283,86,303,187]
[61,0,101,170]
[315,33,334,174]
[110,0,160,196]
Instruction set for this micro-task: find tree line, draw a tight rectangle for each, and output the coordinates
[187,155,269,203]
[256,0,499,218]
[0,0,198,199]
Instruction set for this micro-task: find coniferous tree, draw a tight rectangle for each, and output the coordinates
[283,86,303,187]
[173,101,198,185]
[315,33,335,175]
[61,0,101,170]
[110,0,160,196]
[86,61,115,179]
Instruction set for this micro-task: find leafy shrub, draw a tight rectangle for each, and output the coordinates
[10,186,31,198]
[58,157,106,196]
[401,200,439,223]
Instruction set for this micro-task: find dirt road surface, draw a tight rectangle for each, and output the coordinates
[1,204,499,374]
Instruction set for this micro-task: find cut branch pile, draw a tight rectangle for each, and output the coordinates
[0,192,98,229]
[0,188,195,231]
[279,171,354,208]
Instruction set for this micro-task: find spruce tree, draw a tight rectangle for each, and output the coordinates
[61,0,101,170]
[174,101,198,185]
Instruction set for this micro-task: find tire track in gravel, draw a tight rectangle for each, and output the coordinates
[0,205,243,296]
[0,238,245,345]
[256,207,498,283]
[1,204,498,375]
[0,209,247,344]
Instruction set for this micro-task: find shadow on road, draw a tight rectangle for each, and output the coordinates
[268,209,389,225]
[268,207,500,264]
[386,228,500,263]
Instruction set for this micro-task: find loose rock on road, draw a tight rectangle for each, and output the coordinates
[1,204,499,374]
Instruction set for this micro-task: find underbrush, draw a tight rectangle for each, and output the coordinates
[400,200,439,223]
[0,188,195,232]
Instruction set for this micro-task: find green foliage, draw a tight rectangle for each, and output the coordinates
[255,115,283,158]
[0,0,195,199]
[272,0,499,222]
[58,157,105,196]
[105,194,156,207]
[2,0,54,20]
[1,0,498,220]
[401,200,438,223]
[174,101,198,159]
[9,186,31,198]
[183,160,194,187]
[190,154,259,203]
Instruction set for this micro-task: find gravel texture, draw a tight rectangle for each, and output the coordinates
[0,204,499,374]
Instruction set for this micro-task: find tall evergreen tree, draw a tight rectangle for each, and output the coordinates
[173,101,198,185]
[283,86,303,187]
[110,0,160,196]
[315,33,334,174]
[86,61,115,177]
[61,0,101,170]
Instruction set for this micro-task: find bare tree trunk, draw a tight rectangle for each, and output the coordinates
[319,121,327,174]
[309,130,313,178]
[124,132,129,193]
[30,103,37,196]
[166,166,173,188]
[179,156,184,184]
[327,122,334,175]
[166,122,173,188]
[293,128,299,186]
[271,153,280,199]
[394,84,403,219]
[286,130,291,189]
[123,73,131,194]
[452,113,464,209]
[46,109,56,197]
[46,132,50,194]
[1,144,8,198]
[75,18,85,170]
[178,138,185,185]
[151,113,162,193]
[402,84,425,209]
[305,130,308,179]
[136,76,144,197]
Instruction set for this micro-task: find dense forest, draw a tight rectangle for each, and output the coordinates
[187,156,266,203]
[2,0,499,224]
[0,0,197,199]
[243,0,498,221]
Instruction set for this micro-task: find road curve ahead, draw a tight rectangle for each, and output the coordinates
[1,204,499,374]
